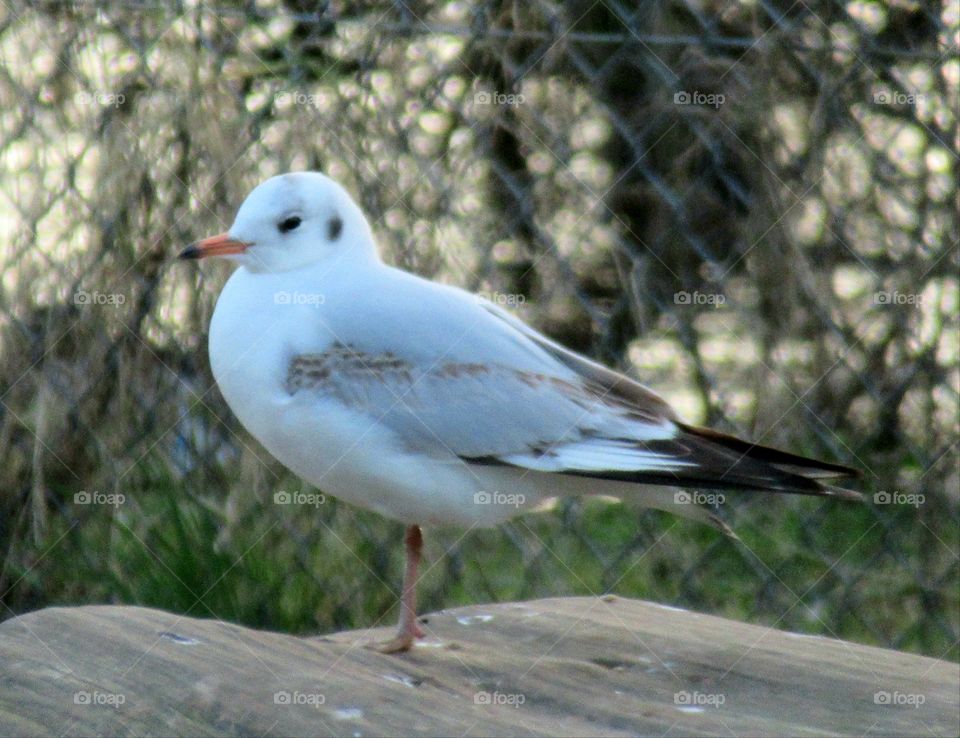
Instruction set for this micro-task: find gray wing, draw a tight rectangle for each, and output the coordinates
[286,302,858,496]
[285,340,684,470]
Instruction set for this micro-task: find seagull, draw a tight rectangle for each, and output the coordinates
[179,171,859,653]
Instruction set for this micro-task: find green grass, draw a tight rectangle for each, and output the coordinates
[3,452,957,662]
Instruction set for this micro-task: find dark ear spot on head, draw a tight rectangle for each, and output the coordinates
[327,215,343,241]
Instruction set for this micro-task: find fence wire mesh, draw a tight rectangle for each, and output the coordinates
[0,0,957,661]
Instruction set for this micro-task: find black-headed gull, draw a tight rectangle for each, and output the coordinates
[180,171,859,652]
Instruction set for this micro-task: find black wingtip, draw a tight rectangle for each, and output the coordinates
[677,423,860,480]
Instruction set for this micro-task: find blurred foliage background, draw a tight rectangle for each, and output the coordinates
[0,0,957,663]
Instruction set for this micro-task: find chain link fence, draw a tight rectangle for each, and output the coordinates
[1,1,957,661]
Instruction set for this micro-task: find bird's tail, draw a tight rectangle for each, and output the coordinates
[674,423,862,501]
[544,424,862,537]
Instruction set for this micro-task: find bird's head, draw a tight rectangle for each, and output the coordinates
[180,171,377,273]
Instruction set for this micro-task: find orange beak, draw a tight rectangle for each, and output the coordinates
[179,233,252,260]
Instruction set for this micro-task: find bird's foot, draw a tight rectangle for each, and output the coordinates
[365,632,415,654]
[364,620,424,654]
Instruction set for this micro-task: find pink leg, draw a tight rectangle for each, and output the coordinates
[369,524,423,653]
[398,525,424,640]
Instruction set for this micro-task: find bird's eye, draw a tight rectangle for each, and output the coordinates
[278,216,302,234]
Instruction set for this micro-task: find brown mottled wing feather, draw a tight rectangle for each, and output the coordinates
[478,301,679,423]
